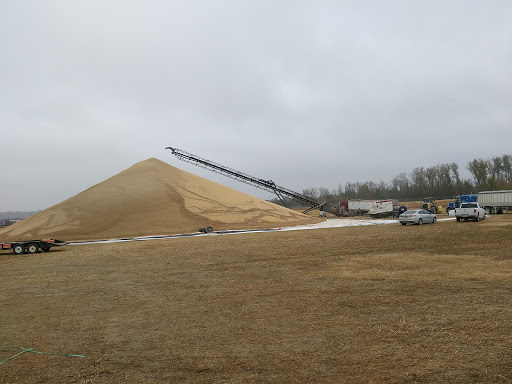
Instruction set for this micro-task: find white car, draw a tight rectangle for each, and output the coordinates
[399,209,437,225]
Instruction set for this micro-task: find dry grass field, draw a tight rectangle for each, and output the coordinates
[1,214,512,383]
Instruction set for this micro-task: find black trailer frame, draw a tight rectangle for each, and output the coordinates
[1,239,68,255]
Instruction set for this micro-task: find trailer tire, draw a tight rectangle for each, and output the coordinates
[13,244,25,255]
[27,243,39,254]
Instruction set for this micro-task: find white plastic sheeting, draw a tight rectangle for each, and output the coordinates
[69,217,456,245]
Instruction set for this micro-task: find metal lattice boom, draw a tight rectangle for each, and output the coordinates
[165,147,326,210]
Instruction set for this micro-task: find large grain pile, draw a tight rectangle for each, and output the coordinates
[0,158,318,241]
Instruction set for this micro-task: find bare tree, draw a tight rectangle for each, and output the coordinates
[302,187,319,199]
[467,159,489,190]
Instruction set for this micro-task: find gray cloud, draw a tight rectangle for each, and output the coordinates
[1,0,511,210]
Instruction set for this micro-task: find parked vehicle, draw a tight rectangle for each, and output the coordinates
[371,199,407,218]
[446,194,478,214]
[422,197,439,214]
[0,219,21,227]
[338,199,371,215]
[339,199,406,218]
[0,239,68,255]
[454,203,486,222]
[370,200,393,218]
[478,190,512,214]
[399,209,437,225]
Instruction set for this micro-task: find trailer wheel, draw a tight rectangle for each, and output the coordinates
[27,243,39,254]
[13,244,25,255]
[41,246,51,252]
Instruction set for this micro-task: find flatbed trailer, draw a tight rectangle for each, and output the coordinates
[0,239,68,255]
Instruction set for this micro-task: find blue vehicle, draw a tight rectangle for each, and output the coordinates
[446,194,477,214]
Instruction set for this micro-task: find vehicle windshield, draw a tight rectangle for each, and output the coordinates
[461,203,477,208]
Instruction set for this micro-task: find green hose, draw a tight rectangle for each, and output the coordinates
[0,346,85,365]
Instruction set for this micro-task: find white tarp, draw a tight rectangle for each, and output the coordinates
[69,217,456,245]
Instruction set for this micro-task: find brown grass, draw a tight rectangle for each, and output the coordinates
[1,215,512,383]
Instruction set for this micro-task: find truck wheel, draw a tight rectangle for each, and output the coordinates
[433,217,437,224]
[446,208,451,214]
[418,218,423,225]
[401,223,407,226]
[456,217,461,222]
[13,244,25,255]
[27,243,39,254]
[474,215,480,222]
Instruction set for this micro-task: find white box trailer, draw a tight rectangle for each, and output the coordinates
[478,190,512,214]
[370,200,395,218]
[348,200,372,212]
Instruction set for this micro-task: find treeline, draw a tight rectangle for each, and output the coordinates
[0,211,39,221]
[271,154,512,206]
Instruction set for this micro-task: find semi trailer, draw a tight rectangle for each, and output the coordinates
[340,199,406,217]
[348,200,372,213]
[369,200,405,218]
[338,200,372,215]
[478,190,512,214]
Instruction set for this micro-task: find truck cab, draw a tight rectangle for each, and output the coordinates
[447,194,477,214]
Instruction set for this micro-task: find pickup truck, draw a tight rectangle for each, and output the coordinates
[454,202,486,222]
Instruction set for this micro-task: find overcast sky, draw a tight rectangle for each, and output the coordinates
[1,1,511,211]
